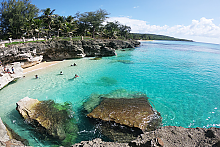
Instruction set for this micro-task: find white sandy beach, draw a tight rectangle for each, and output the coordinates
[23,61,62,74]
[137,40,154,42]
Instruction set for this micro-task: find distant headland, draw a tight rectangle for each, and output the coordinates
[131,33,193,42]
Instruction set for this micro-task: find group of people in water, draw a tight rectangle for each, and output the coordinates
[59,71,78,78]
[35,63,78,79]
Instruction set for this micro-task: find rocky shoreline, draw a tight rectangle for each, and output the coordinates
[13,95,220,147]
[73,126,220,147]
[0,39,140,65]
[1,39,220,146]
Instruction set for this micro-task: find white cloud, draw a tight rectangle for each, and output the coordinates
[133,6,139,9]
[106,17,220,44]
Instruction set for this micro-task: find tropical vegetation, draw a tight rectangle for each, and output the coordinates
[0,0,192,42]
[0,0,130,40]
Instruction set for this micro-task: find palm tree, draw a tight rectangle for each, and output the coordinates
[54,16,65,37]
[119,24,131,39]
[24,18,35,38]
[33,19,43,38]
[38,8,56,37]
[65,16,78,37]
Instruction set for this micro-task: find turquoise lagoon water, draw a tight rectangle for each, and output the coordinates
[0,40,220,146]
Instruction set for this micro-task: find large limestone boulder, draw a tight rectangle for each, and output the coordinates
[87,97,161,131]
[16,97,78,146]
[16,97,40,121]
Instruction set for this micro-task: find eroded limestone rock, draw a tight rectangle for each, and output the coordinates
[0,39,140,64]
[16,97,78,146]
[87,97,162,131]
[73,126,220,147]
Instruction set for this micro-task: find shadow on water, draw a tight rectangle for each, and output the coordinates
[82,77,118,87]
[75,107,113,143]
[109,60,134,64]
[95,77,117,86]
[118,48,135,52]
[68,78,76,81]
[77,104,143,143]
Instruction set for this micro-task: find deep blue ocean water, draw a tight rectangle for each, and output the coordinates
[0,40,220,146]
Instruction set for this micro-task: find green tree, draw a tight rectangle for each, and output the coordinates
[65,15,77,37]
[53,15,65,37]
[0,0,39,39]
[38,8,55,37]
[104,21,120,39]
[119,24,131,39]
[76,9,109,38]
[33,18,43,38]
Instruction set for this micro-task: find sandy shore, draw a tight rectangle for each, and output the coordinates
[137,40,154,42]
[23,61,62,74]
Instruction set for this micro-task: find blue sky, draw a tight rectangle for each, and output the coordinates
[32,0,220,44]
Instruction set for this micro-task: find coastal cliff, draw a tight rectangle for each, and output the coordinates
[0,39,140,65]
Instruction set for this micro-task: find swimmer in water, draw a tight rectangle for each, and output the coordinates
[74,74,79,79]
[60,71,63,75]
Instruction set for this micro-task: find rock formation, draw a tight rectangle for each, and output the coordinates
[87,97,162,132]
[0,117,26,146]
[73,126,220,147]
[0,39,140,65]
[16,97,78,146]
[85,96,162,143]
[129,126,220,147]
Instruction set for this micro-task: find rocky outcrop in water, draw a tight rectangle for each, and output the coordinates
[85,95,161,143]
[16,97,78,146]
[73,126,220,147]
[0,117,26,146]
[87,97,161,132]
[0,39,140,64]
[0,62,23,89]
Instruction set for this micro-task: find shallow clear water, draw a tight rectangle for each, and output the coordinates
[0,40,220,146]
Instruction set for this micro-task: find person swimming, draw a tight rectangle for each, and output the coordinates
[74,74,79,79]
[35,75,38,79]
[71,63,77,66]
[60,71,63,75]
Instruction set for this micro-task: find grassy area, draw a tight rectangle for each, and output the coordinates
[4,36,123,47]
[5,40,45,47]
[4,37,91,47]
[52,36,94,41]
